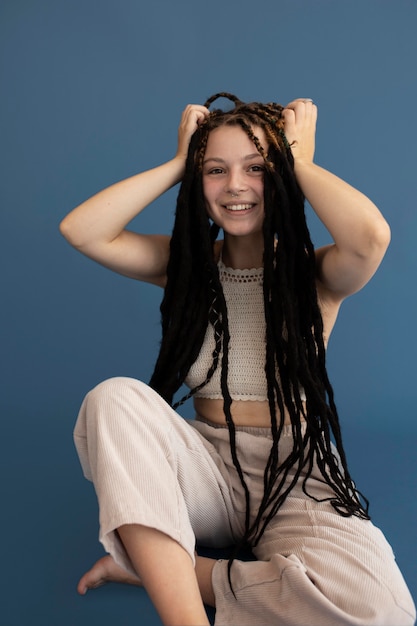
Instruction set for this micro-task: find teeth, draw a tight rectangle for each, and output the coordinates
[226,204,252,211]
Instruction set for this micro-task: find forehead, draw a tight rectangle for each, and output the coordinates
[204,124,268,157]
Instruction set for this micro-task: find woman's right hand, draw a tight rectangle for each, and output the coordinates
[176,104,210,160]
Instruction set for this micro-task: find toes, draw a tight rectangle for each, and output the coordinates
[77,578,89,595]
[76,554,142,595]
[77,560,107,595]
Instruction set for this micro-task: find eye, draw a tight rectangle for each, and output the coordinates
[248,164,265,173]
[206,167,225,175]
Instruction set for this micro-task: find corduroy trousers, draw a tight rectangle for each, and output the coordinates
[74,376,416,626]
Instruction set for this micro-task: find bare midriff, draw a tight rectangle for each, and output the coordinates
[193,397,305,428]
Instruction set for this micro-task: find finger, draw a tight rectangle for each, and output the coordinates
[283,100,317,129]
[281,108,297,144]
[184,104,211,113]
[284,100,316,125]
[181,106,210,134]
[282,107,296,128]
[285,98,314,109]
[195,109,210,125]
[182,104,210,120]
[177,105,210,156]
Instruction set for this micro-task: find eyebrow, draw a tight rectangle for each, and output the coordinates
[203,153,262,165]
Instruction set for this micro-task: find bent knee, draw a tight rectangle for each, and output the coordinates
[85,376,149,407]
[81,376,171,432]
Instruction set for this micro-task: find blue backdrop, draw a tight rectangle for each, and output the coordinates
[1,1,416,624]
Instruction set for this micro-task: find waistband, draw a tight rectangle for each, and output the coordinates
[194,415,307,439]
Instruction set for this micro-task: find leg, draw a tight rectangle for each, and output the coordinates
[76,525,219,607]
[210,501,417,626]
[118,524,209,626]
[195,555,216,607]
[74,378,237,616]
[77,543,217,610]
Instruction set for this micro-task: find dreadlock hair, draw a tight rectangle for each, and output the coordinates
[149,92,370,560]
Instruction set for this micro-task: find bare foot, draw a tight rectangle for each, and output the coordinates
[77,555,142,595]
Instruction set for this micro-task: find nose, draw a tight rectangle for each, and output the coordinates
[224,168,247,195]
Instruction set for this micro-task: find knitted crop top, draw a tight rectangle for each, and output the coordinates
[184,259,272,401]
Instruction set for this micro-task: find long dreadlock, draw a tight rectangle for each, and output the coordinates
[150,93,369,558]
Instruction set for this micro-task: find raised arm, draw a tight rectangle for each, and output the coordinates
[59,104,210,286]
[283,99,391,304]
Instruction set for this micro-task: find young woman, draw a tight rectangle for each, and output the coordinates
[60,94,415,626]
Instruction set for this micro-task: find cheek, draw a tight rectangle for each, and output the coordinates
[255,178,265,196]
[202,180,218,209]
[201,184,214,216]
[204,203,219,225]
[202,177,214,198]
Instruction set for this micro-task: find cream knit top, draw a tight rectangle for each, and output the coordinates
[184,259,270,401]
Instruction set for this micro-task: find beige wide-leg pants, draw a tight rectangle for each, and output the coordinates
[74,376,416,626]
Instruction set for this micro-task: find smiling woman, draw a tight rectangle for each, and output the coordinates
[59,93,415,626]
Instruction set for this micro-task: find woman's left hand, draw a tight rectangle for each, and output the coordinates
[282,98,317,165]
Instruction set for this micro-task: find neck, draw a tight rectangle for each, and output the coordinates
[221,233,264,269]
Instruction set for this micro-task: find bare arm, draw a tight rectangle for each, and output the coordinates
[59,104,210,286]
[283,100,391,303]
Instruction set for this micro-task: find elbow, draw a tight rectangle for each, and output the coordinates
[59,216,74,245]
[359,215,391,263]
[59,216,69,240]
[373,216,391,256]
[59,214,82,248]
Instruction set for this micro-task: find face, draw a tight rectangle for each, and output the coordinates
[202,124,268,239]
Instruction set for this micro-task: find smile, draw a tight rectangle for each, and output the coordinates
[224,203,254,212]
